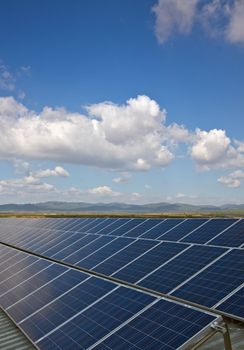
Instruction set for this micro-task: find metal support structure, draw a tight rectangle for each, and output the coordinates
[211,319,233,350]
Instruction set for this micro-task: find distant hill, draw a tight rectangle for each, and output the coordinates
[0,201,244,213]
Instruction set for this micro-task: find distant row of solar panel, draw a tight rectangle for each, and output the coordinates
[0,244,219,350]
[1,217,243,247]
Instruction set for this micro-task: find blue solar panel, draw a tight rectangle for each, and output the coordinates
[3,270,88,319]
[61,236,116,265]
[113,242,189,283]
[94,239,158,276]
[139,245,226,294]
[48,234,100,261]
[92,299,217,350]
[17,277,117,342]
[1,263,67,311]
[97,218,131,235]
[75,218,102,232]
[37,287,155,350]
[109,219,146,236]
[39,233,87,256]
[123,219,163,238]
[140,219,184,239]
[207,219,244,247]
[160,219,208,241]
[172,249,244,307]
[181,219,237,244]
[216,287,244,320]
[87,218,115,233]
[77,237,135,270]
[0,257,52,296]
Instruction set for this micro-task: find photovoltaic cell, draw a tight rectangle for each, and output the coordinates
[49,234,99,261]
[19,276,117,342]
[207,219,244,247]
[37,286,155,350]
[96,218,131,235]
[140,219,183,239]
[216,287,244,320]
[139,245,226,294]
[92,299,217,350]
[93,239,158,276]
[4,270,88,319]
[123,219,163,238]
[172,249,244,307]
[113,242,189,283]
[108,219,146,236]
[76,237,135,270]
[62,236,116,265]
[1,263,67,311]
[181,219,237,244]
[160,219,208,241]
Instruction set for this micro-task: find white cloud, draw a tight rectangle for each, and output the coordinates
[190,128,244,170]
[113,172,131,183]
[34,166,69,178]
[152,0,197,43]
[145,184,151,190]
[218,169,244,188]
[152,0,244,45]
[0,95,175,171]
[190,128,231,168]
[0,64,15,91]
[86,186,120,197]
[0,176,55,196]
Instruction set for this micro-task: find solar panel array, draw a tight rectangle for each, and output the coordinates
[0,244,219,350]
[0,217,244,349]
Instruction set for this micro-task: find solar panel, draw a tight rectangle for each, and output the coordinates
[36,286,155,350]
[216,286,244,320]
[108,218,147,236]
[93,239,158,276]
[39,232,87,256]
[159,219,208,241]
[96,218,131,235]
[43,234,100,261]
[172,249,244,309]
[87,218,116,233]
[140,219,184,239]
[76,237,135,270]
[92,299,218,350]
[181,219,237,244]
[61,236,117,265]
[207,219,244,247]
[122,219,164,238]
[138,245,226,294]
[1,217,244,328]
[112,241,189,283]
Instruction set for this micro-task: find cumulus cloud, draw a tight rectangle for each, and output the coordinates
[87,185,120,197]
[34,166,69,178]
[152,0,197,43]
[218,169,244,188]
[152,0,244,45]
[0,95,176,171]
[0,176,55,196]
[190,128,244,170]
[190,129,231,167]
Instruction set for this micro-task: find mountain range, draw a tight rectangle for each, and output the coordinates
[0,201,244,213]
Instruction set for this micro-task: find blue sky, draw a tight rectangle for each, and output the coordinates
[0,0,243,205]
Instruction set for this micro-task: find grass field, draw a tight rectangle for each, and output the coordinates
[0,210,244,218]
